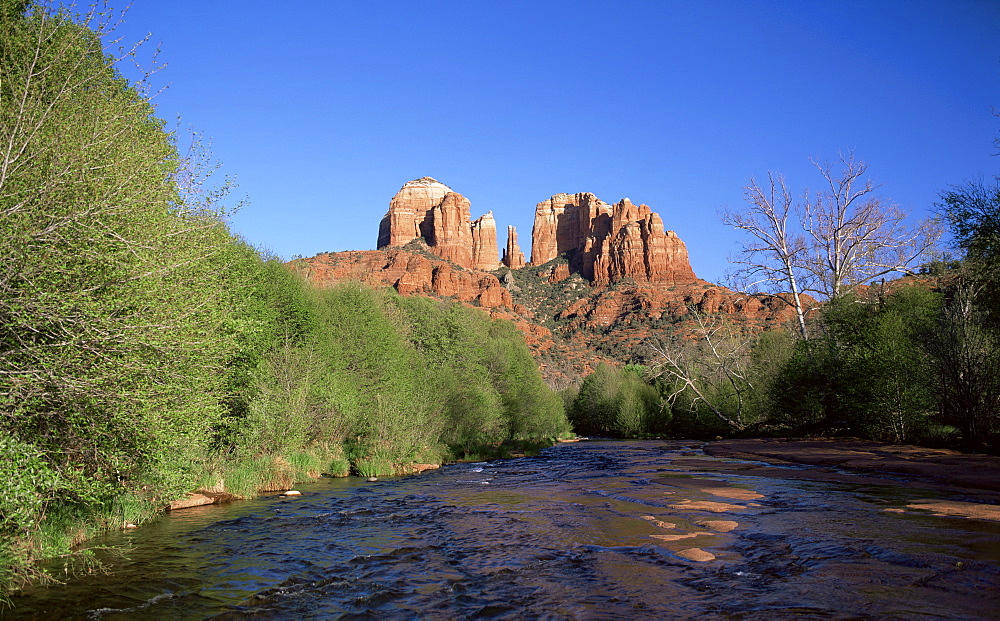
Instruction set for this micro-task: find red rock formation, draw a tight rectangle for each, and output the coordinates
[503,225,526,269]
[471,212,500,271]
[378,177,498,271]
[530,193,697,286]
[299,178,818,387]
[531,192,612,268]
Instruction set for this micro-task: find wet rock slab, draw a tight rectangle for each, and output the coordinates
[704,437,1000,518]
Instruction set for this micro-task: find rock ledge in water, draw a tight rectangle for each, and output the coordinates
[167,491,235,511]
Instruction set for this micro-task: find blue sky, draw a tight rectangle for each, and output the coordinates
[112,1,999,284]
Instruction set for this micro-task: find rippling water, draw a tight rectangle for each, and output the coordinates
[9,440,1000,619]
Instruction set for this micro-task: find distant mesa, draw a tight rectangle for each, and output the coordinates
[377,177,699,286]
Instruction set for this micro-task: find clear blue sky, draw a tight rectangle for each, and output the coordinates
[112,1,999,284]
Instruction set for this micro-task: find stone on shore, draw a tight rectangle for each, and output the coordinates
[166,491,235,511]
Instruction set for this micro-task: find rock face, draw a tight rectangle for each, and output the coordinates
[376,177,452,249]
[531,193,697,285]
[531,192,612,268]
[503,225,526,269]
[378,177,498,270]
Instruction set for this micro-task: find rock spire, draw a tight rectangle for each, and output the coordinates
[502,225,526,269]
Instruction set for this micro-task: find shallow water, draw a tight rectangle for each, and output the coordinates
[8,440,1000,619]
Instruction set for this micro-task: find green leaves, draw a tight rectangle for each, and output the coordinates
[570,363,662,436]
[0,435,61,535]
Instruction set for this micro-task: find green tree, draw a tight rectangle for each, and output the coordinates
[822,286,939,442]
[570,363,621,435]
[569,363,661,437]
[938,179,1000,265]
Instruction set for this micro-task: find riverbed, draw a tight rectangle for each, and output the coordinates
[9,440,1000,618]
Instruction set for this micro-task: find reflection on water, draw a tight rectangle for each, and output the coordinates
[9,441,1000,619]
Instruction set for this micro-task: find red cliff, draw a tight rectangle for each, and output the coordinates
[471,212,500,271]
[294,248,512,309]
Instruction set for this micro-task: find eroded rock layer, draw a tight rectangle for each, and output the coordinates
[294,248,512,309]
[471,212,500,271]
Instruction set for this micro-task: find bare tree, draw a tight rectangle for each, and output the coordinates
[722,173,812,340]
[723,153,941,338]
[802,154,942,299]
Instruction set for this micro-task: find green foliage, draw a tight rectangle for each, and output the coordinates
[938,179,1000,267]
[0,1,248,587]
[766,286,949,442]
[769,339,837,430]
[398,294,570,453]
[222,456,273,500]
[1,0,231,499]
[825,288,939,441]
[569,363,663,436]
[743,328,796,424]
[0,436,61,537]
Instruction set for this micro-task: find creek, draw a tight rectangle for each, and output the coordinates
[8,440,1000,619]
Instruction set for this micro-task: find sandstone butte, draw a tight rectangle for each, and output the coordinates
[294,177,811,384]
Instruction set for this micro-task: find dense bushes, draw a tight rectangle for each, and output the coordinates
[1,0,240,583]
[771,286,941,441]
[568,364,665,436]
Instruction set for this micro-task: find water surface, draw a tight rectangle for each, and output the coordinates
[9,440,1000,619]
